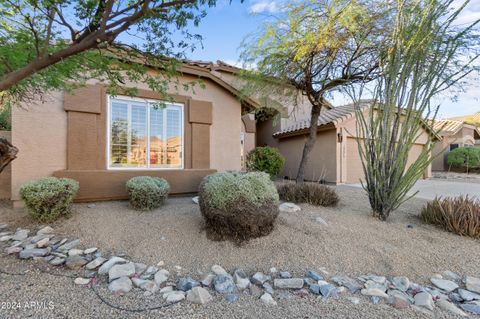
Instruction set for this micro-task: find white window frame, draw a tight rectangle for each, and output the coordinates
[106,94,185,170]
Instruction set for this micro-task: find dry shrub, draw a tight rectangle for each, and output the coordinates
[421,196,480,238]
[198,171,279,243]
[276,182,339,206]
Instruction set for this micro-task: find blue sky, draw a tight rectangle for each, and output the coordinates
[183,0,480,119]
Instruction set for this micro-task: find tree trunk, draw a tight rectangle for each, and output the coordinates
[0,138,18,174]
[295,102,322,183]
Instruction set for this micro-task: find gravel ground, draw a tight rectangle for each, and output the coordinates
[432,171,480,184]
[0,186,479,318]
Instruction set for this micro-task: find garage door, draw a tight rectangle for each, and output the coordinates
[346,137,425,184]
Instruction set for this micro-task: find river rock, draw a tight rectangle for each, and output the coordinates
[109,262,135,282]
[59,239,80,251]
[19,248,50,259]
[214,275,235,294]
[331,275,362,293]
[37,226,54,235]
[49,257,65,266]
[361,288,389,299]
[74,277,91,285]
[274,278,304,289]
[84,247,98,254]
[319,284,338,299]
[436,299,467,317]
[165,291,186,303]
[260,293,277,306]
[5,246,22,254]
[279,271,292,279]
[414,292,434,310]
[234,269,250,289]
[201,274,215,287]
[279,202,301,213]
[141,266,158,279]
[98,256,126,275]
[187,287,213,304]
[391,276,410,292]
[466,276,480,294]
[212,264,229,276]
[306,270,323,281]
[68,249,83,256]
[12,229,29,241]
[176,277,199,292]
[65,255,88,270]
[252,272,270,285]
[430,278,458,292]
[154,269,170,285]
[108,277,132,294]
[86,257,106,270]
[460,303,480,315]
[459,288,480,301]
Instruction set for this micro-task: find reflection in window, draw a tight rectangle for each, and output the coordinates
[109,97,183,169]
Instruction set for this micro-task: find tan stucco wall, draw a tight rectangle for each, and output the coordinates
[0,131,12,199]
[278,129,337,182]
[11,72,243,202]
[11,92,68,201]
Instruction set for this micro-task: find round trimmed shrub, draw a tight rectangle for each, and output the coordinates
[198,171,280,242]
[126,176,170,210]
[19,177,79,222]
[447,147,480,171]
[246,146,285,178]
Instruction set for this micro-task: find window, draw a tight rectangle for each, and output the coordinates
[450,143,459,151]
[108,96,184,169]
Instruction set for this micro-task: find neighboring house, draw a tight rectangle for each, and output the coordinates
[431,119,480,171]
[257,102,439,184]
[1,60,259,204]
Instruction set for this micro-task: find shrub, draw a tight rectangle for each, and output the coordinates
[126,176,170,210]
[276,182,339,207]
[421,196,480,238]
[447,147,480,171]
[198,171,279,242]
[19,177,79,222]
[246,146,285,178]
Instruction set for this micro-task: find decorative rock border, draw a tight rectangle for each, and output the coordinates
[1,223,480,316]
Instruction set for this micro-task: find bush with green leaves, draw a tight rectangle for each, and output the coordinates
[199,171,279,242]
[276,182,339,207]
[246,146,285,178]
[126,176,170,210]
[19,177,79,222]
[447,147,480,171]
[421,196,480,238]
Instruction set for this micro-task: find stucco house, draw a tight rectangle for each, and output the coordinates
[257,102,438,184]
[431,119,480,171]
[0,60,259,205]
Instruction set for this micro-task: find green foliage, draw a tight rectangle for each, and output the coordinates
[421,196,480,238]
[354,0,480,220]
[198,171,280,242]
[0,103,10,130]
[199,171,279,210]
[246,146,285,178]
[447,147,480,170]
[276,182,339,207]
[126,176,170,210]
[0,0,217,105]
[19,177,79,222]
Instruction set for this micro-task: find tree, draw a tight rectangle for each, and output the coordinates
[353,0,480,220]
[240,0,389,183]
[0,0,219,173]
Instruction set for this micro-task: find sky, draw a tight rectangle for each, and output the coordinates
[181,0,480,119]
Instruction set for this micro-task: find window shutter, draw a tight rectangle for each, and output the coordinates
[189,99,212,168]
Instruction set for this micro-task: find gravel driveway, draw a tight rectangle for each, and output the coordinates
[0,186,479,318]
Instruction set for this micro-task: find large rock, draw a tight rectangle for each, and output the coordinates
[109,262,135,282]
[414,292,434,310]
[466,276,480,294]
[98,257,126,275]
[86,257,107,270]
[260,293,277,306]
[436,299,467,317]
[279,202,301,213]
[154,269,170,285]
[274,278,304,289]
[65,255,88,270]
[430,278,459,292]
[12,229,30,241]
[331,275,362,293]
[214,275,235,294]
[458,288,480,301]
[108,277,132,294]
[187,287,213,304]
[19,248,50,259]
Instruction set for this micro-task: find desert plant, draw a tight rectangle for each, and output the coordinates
[354,0,480,220]
[421,196,480,238]
[447,147,480,171]
[276,182,339,207]
[246,146,285,178]
[126,176,170,210]
[198,171,279,242]
[19,177,79,222]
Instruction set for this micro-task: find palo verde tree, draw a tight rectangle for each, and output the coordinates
[0,0,218,173]
[240,0,389,183]
[353,0,480,220]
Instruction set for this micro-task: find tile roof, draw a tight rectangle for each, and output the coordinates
[432,119,465,135]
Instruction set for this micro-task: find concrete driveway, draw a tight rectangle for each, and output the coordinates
[347,179,480,200]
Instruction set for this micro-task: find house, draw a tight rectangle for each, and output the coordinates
[0,60,259,205]
[431,119,480,171]
[257,102,439,184]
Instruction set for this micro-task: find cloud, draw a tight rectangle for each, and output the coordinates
[249,0,280,14]
[452,0,480,25]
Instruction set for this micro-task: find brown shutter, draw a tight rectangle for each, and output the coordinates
[189,100,212,169]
